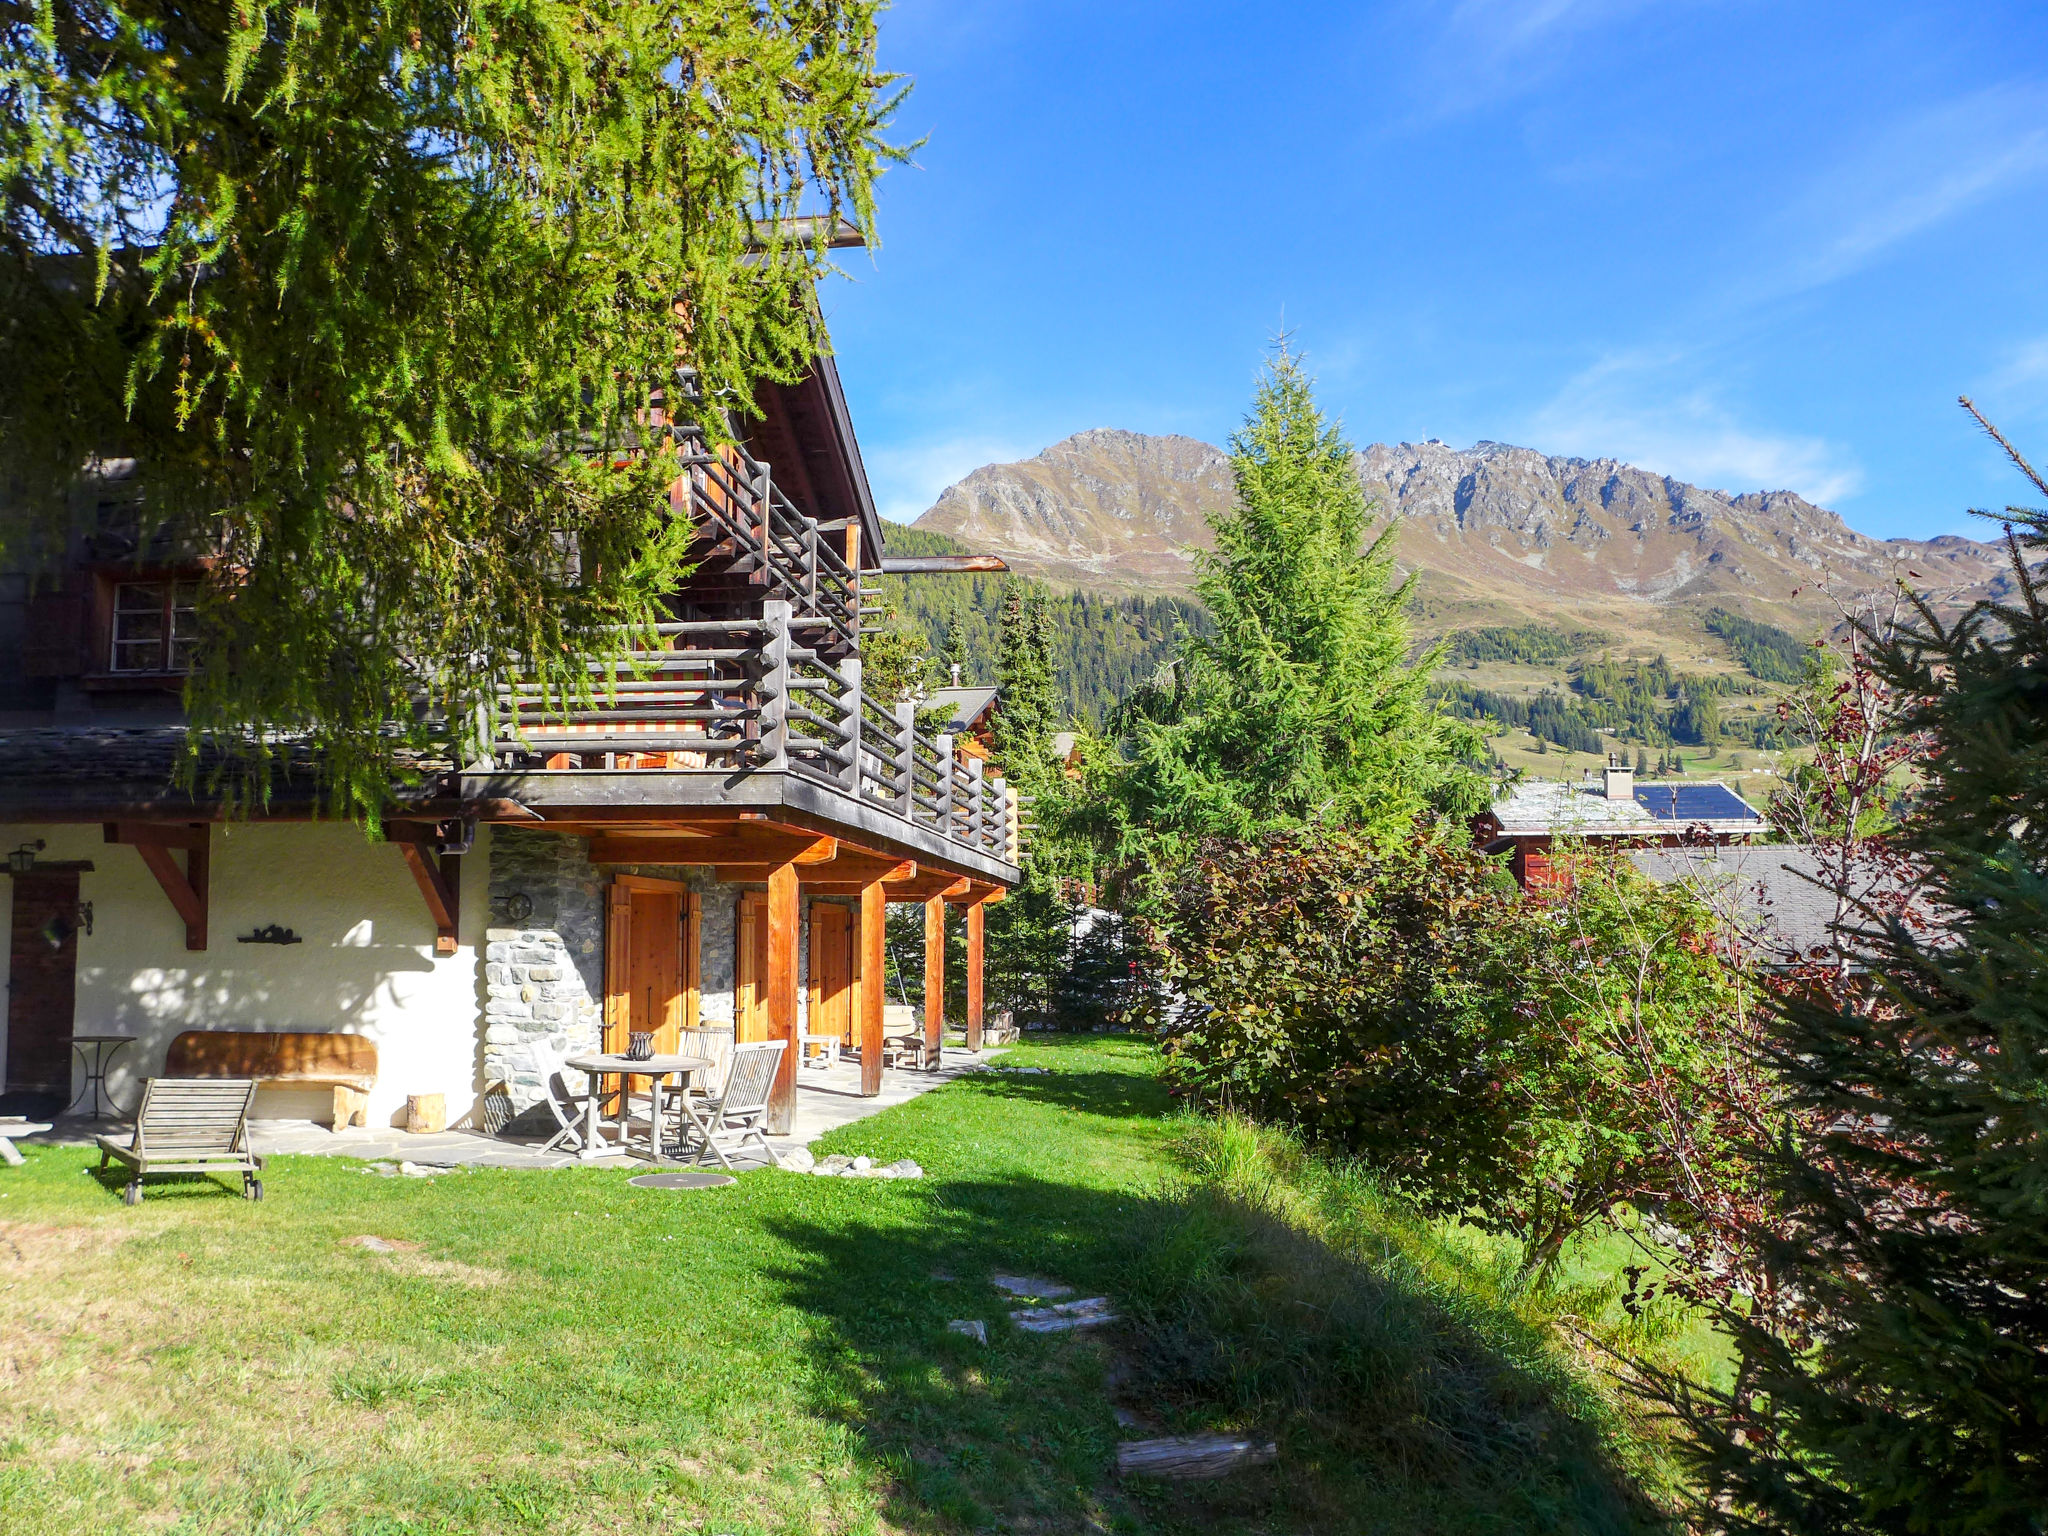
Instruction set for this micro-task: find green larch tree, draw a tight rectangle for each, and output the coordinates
[1,0,905,818]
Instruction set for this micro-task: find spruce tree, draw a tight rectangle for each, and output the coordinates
[1672,410,2048,1533]
[1110,347,1484,871]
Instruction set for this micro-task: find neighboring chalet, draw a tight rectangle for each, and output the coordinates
[0,326,1019,1134]
[1478,761,1768,889]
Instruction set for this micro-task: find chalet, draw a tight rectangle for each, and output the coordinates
[1477,762,1768,889]
[0,332,1019,1136]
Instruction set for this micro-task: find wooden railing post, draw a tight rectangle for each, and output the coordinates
[893,700,917,821]
[968,756,986,850]
[934,733,954,837]
[840,656,863,795]
[760,599,791,771]
[990,774,1008,859]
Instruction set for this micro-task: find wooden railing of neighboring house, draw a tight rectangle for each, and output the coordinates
[492,603,1019,866]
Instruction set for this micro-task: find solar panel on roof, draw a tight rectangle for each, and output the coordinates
[1634,784,1760,822]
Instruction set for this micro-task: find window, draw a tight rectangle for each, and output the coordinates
[110,580,200,673]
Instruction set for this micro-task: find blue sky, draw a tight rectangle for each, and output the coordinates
[819,1,2048,541]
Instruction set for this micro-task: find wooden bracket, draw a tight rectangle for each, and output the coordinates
[104,822,208,951]
[389,823,461,956]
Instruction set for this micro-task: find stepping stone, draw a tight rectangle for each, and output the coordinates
[947,1319,988,1344]
[1116,1435,1278,1480]
[991,1273,1074,1299]
[345,1235,420,1253]
[1009,1296,1116,1333]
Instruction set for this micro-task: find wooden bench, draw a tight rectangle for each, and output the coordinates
[163,1030,377,1131]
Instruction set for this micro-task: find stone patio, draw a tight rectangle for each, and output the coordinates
[17,1046,1000,1171]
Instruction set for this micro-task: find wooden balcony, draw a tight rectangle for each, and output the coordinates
[482,602,1021,881]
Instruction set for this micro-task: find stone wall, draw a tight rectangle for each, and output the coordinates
[481,839,861,1107]
[483,828,606,1110]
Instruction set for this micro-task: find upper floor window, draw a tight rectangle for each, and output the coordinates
[110,579,199,673]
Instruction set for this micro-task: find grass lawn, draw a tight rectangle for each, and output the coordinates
[0,1036,1695,1535]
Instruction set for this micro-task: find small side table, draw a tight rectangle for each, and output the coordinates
[68,1035,135,1118]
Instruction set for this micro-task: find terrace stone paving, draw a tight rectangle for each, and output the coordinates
[21,1046,1002,1172]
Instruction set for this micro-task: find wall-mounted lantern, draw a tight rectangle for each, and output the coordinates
[8,839,45,875]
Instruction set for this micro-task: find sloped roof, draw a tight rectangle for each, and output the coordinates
[1627,842,1935,966]
[925,686,999,735]
[1488,776,1766,839]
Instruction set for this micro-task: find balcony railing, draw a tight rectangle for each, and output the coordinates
[492,601,1018,865]
[674,426,860,651]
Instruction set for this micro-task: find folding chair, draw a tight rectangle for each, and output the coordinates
[685,1041,787,1172]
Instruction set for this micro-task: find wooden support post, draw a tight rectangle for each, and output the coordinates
[766,861,800,1133]
[105,822,208,950]
[924,895,946,1069]
[858,878,886,1097]
[966,896,986,1053]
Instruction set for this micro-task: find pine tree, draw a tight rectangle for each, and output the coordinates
[1671,408,2048,1532]
[1109,347,1485,874]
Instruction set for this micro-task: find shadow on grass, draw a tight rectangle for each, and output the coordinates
[762,1173,1670,1536]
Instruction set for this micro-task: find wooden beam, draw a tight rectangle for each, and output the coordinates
[766,861,800,1133]
[965,896,986,1053]
[779,858,917,891]
[886,873,973,902]
[859,878,886,1096]
[106,822,208,950]
[924,896,945,1069]
[102,820,207,851]
[588,833,835,867]
[393,831,461,956]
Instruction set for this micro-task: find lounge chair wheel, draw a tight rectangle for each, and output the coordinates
[123,1180,142,1206]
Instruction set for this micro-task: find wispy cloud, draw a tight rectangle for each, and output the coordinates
[1768,81,2048,296]
[1525,352,1863,505]
[1398,0,1675,118]
[863,434,1034,525]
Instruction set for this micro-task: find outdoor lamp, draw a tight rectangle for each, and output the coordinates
[8,839,44,875]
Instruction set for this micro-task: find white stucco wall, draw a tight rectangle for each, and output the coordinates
[0,821,489,1127]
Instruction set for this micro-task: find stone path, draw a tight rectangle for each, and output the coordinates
[19,1046,1000,1171]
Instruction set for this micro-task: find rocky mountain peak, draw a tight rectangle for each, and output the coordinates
[912,430,2010,630]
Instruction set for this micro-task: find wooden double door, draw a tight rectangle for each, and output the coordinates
[736,895,856,1048]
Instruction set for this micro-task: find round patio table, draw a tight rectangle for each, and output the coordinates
[68,1035,135,1118]
[563,1053,712,1164]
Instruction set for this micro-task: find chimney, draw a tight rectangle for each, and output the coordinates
[950,663,963,687]
[1602,757,1634,801]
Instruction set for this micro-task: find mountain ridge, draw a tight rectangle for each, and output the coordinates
[910,428,2011,640]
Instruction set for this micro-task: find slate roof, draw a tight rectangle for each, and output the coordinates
[0,725,452,814]
[1488,776,1767,839]
[1627,842,1936,967]
[924,686,999,736]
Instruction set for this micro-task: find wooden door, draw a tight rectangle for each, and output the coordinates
[809,903,853,1047]
[630,889,683,1053]
[6,871,80,1098]
[735,891,770,1042]
[604,876,688,1055]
